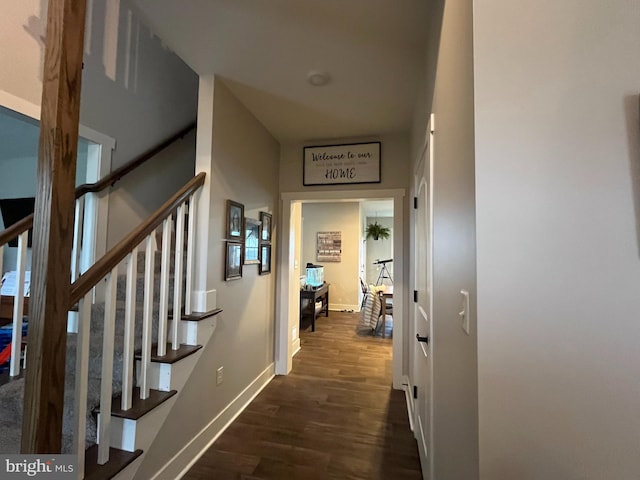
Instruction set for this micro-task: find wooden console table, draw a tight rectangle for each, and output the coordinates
[300,282,329,332]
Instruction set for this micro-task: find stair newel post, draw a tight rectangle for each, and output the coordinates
[171,203,185,350]
[10,231,28,377]
[157,215,173,357]
[22,0,87,454]
[73,293,92,477]
[184,193,197,316]
[97,266,118,465]
[140,235,155,400]
[122,247,138,411]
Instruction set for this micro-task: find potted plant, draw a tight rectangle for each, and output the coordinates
[365,221,391,241]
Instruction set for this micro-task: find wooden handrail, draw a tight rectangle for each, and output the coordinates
[76,121,196,196]
[69,172,205,306]
[0,215,32,246]
[0,121,196,247]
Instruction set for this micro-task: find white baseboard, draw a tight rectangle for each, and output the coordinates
[292,338,301,356]
[329,303,359,312]
[403,374,415,432]
[149,363,275,480]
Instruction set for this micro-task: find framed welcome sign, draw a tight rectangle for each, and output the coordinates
[303,142,381,186]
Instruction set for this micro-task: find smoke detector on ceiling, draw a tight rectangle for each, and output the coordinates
[307,71,331,87]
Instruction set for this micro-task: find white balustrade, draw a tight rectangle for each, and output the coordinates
[184,194,196,315]
[10,231,28,377]
[157,217,172,357]
[140,235,155,400]
[73,294,92,478]
[121,248,137,411]
[97,266,118,465]
[171,203,185,349]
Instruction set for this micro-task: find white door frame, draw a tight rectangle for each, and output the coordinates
[277,188,405,389]
[0,89,114,270]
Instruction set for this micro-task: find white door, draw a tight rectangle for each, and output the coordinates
[413,114,434,479]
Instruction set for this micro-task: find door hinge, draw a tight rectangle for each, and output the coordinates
[413,197,418,209]
[413,385,418,399]
[413,290,418,303]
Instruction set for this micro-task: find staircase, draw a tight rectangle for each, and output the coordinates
[0,171,211,479]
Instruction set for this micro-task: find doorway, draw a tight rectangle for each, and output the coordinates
[0,93,114,277]
[277,189,405,389]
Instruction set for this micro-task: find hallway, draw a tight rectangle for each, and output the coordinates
[183,311,422,479]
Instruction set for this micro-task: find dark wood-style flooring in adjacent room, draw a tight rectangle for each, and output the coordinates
[183,311,422,480]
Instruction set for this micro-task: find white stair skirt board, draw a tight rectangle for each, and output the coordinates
[149,364,275,480]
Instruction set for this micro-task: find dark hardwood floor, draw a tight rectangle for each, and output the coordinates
[183,311,422,480]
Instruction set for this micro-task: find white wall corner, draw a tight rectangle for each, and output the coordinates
[292,338,301,356]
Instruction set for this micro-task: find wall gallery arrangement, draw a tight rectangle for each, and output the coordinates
[224,199,273,280]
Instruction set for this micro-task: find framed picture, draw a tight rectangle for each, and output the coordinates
[260,211,272,243]
[226,200,244,240]
[244,218,260,264]
[225,241,243,280]
[303,142,381,186]
[259,245,271,275]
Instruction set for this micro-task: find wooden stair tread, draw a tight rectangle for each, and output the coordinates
[84,445,143,480]
[168,307,223,321]
[135,343,202,364]
[109,387,177,420]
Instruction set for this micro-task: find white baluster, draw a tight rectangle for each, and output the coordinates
[71,197,85,282]
[184,194,196,315]
[140,235,155,399]
[121,247,137,411]
[73,294,92,477]
[97,266,118,465]
[157,216,172,357]
[10,231,28,377]
[0,244,4,283]
[172,203,185,350]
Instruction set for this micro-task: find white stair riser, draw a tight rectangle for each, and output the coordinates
[99,397,176,452]
[136,354,198,392]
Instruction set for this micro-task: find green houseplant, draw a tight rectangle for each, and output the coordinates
[365,221,391,241]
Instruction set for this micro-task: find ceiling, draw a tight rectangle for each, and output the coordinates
[132,0,430,143]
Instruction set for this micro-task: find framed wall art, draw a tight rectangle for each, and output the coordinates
[303,142,381,186]
[260,211,272,243]
[226,200,244,240]
[225,241,243,280]
[259,245,271,275]
[244,218,260,264]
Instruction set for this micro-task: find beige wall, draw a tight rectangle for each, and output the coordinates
[410,0,479,478]
[474,1,640,478]
[301,202,361,311]
[135,77,280,479]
